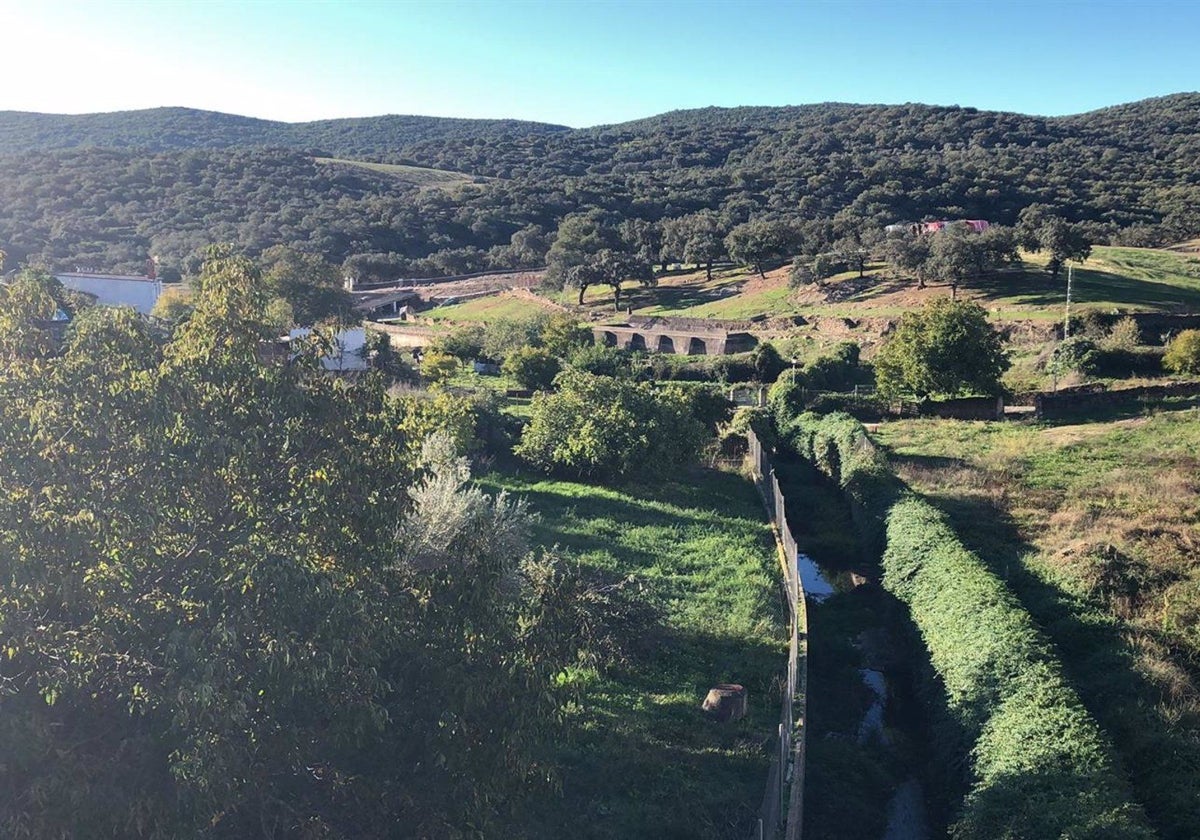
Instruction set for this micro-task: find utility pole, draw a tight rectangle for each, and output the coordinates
[1064,265,1074,339]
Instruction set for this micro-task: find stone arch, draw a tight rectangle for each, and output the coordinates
[687,336,708,355]
[602,331,618,347]
[628,333,647,351]
[657,335,676,354]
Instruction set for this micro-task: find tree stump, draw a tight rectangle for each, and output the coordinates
[702,683,747,722]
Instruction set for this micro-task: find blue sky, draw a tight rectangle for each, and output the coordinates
[1,0,1197,125]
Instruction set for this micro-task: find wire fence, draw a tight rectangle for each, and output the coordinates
[747,428,808,840]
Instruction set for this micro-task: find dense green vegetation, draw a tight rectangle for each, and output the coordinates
[876,413,1200,839]
[774,410,1153,838]
[0,260,654,837]
[872,298,1009,398]
[0,250,790,837]
[3,95,1200,276]
[0,107,568,154]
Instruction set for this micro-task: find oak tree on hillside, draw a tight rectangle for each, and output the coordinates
[725,219,797,278]
[564,248,654,309]
[1017,205,1092,279]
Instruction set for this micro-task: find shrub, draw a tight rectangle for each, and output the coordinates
[775,410,1154,839]
[502,345,561,391]
[788,256,814,288]
[751,341,787,382]
[1046,336,1099,377]
[482,315,546,360]
[874,298,1009,398]
[540,313,593,358]
[811,252,842,282]
[803,341,860,391]
[515,370,704,479]
[433,326,485,362]
[565,343,634,378]
[1164,329,1200,375]
[420,348,460,385]
[1101,316,1142,351]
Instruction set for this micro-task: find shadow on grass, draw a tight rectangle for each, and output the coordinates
[971,265,1200,310]
[923,488,1200,840]
[1040,393,1200,425]
[524,627,786,840]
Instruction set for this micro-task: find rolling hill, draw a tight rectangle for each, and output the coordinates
[2,95,1199,278]
[0,106,571,155]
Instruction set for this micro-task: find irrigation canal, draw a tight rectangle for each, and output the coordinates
[778,450,937,840]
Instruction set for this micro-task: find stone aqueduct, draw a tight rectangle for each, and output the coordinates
[592,322,756,356]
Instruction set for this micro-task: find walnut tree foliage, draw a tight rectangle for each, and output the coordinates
[0,253,599,838]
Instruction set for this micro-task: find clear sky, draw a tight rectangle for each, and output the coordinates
[1,0,1197,126]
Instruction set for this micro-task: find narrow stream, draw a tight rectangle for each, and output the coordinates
[781,455,938,840]
[797,552,836,601]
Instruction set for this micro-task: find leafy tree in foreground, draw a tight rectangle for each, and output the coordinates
[873,297,1009,398]
[503,345,561,390]
[515,369,705,479]
[0,252,592,838]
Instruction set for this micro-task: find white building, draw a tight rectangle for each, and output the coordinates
[288,326,370,372]
[55,272,163,316]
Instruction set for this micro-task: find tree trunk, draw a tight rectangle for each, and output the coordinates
[706,261,713,281]
[577,284,586,306]
[612,283,621,311]
[756,262,765,279]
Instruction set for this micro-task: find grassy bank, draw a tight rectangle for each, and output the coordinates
[774,411,1153,839]
[481,467,784,838]
[875,412,1200,839]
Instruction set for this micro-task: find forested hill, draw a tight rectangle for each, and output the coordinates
[2,94,1199,275]
[0,107,571,155]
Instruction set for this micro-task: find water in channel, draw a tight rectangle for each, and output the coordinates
[779,455,937,840]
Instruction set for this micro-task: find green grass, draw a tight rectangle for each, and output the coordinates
[480,468,785,839]
[873,412,1200,839]
[781,412,1156,839]
[611,247,1200,324]
[313,156,479,189]
[422,292,560,324]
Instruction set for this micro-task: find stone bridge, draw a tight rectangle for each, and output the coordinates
[592,322,755,356]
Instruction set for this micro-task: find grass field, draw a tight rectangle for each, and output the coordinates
[313,156,480,189]
[872,411,1200,839]
[480,468,784,839]
[421,291,561,324]
[561,247,1200,327]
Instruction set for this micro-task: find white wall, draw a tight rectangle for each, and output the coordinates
[289,326,370,371]
[56,274,162,316]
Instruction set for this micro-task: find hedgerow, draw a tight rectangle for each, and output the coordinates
[773,408,1154,839]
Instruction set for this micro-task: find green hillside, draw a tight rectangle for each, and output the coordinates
[0,107,569,155]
